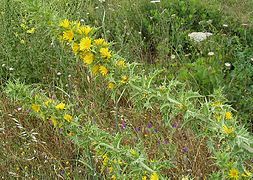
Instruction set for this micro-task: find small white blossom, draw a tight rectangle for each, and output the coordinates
[150,0,160,3]
[171,54,176,59]
[225,62,231,67]
[188,32,213,42]
[2,64,6,67]
[208,52,214,56]
[9,67,14,71]
[80,19,85,22]
[57,72,61,76]
[223,24,228,27]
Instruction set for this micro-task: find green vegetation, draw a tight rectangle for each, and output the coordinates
[1,0,252,179]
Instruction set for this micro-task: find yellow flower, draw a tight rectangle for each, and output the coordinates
[102,154,109,166]
[59,19,70,28]
[55,103,65,110]
[26,27,36,34]
[142,176,147,180]
[63,30,74,42]
[99,65,108,76]
[150,172,159,180]
[225,111,233,120]
[94,38,108,46]
[64,114,73,122]
[80,37,92,51]
[223,125,234,135]
[82,52,95,65]
[116,59,126,68]
[72,43,79,55]
[229,168,239,179]
[108,82,115,89]
[121,75,128,83]
[212,101,222,107]
[100,48,112,59]
[32,104,40,112]
[78,25,92,36]
[44,99,53,107]
[111,175,116,180]
[50,117,58,127]
[109,166,113,173]
[92,65,100,75]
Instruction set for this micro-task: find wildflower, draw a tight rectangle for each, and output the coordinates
[116,59,126,68]
[92,65,100,75]
[59,19,70,28]
[78,25,92,36]
[121,75,128,83]
[108,82,115,89]
[82,52,95,65]
[182,147,189,153]
[188,32,213,42]
[171,54,176,59]
[72,43,79,54]
[50,117,58,127]
[94,38,108,46]
[142,176,147,180]
[64,114,73,122]
[80,37,92,51]
[223,125,234,135]
[150,0,161,3]
[32,104,40,112]
[63,30,74,42]
[55,103,65,110]
[57,72,62,76]
[225,62,231,68]
[9,67,14,71]
[102,154,109,166]
[225,112,233,120]
[150,172,159,180]
[111,175,116,180]
[208,52,214,56]
[99,65,108,76]
[229,168,239,179]
[100,48,112,59]
[212,101,222,107]
[44,99,53,107]
[26,27,36,34]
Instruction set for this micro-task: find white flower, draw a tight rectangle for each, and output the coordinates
[9,67,14,71]
[57,72,61,76]
[80,19,85,22]
[171,54,176,59]
[188,32,213,42]
[99,0,105,3]
[251,58,253,61]
[223,24,228,27]
[225,62,231,67]
[208,52,214,56]
[2,64,6,67]
[150,0,160,3]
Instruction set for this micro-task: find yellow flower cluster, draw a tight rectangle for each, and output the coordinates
[58,19,130,90]
[31,97,73,127]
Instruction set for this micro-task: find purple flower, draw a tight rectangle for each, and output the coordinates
[147,122,153,128]
[182,147,189,153]
[135,127,141,132]
[60,169,65,175]
[172,122,179,128]
[121,120,126,129]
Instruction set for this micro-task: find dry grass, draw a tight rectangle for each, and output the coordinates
[0,95,86,179]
